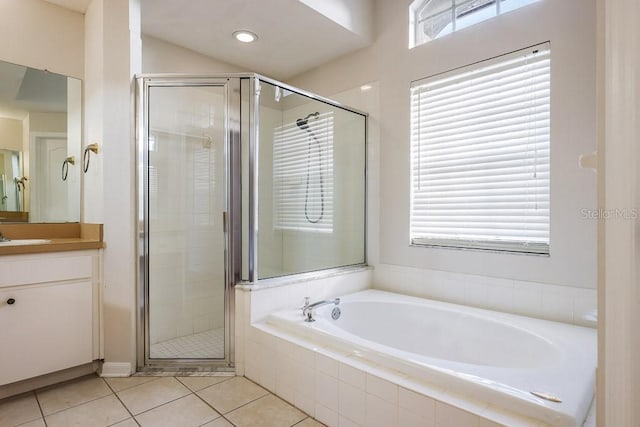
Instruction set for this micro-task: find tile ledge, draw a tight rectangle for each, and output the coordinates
[236,265,372,292]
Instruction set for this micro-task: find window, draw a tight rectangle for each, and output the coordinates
[410,0,541,48]
[273,112,334,233]
[410,43,550,254]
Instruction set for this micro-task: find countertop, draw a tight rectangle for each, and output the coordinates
[0,223,104,255]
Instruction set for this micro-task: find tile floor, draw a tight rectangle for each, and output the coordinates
[150,328,225,359]
[0,374,325,427]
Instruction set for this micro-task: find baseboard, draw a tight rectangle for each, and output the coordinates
[100,362,133,377]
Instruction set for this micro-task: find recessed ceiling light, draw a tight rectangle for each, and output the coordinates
[233,30,258,43]
[360,84,373,91]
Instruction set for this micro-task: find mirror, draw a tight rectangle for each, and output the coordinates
[0,59,81,223]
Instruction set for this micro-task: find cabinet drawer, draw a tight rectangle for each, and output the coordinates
[0,280,93,386]
[0,255,92,288]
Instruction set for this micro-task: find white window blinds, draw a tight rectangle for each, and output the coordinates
[410,43,550,253]
[273,113,334,233]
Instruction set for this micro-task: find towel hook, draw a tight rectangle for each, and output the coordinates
[62,156,75,181]
[83,143,99,173]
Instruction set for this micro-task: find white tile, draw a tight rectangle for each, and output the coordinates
[315,403,339,427]
[315,372,339,412]
[479,405,540,427]
[316,352,339,378]
[339,363,365,389]
[366,374,398,404]
[365,393,397,427]
[572,287,597,327]
[275,381,295,406]
[339,382,365,425]
[463,280,488,308]
[339,416,361,427]
[276,335,298,356]
[293,361,316,401]
[540,284,574,323]
[294,390,316,417]
[435,402,479,427]
[244,361,260,383]
[399,387,436,420]
[275,354,296,389]
[513,281,543,318]
[478,417,504,427]
[295,345,317,368]
[484,279,514,313]
[399,407,435,427]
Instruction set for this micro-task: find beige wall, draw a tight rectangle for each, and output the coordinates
[83,0,141,374]
[142,35,243,74]
[0,0,84,79]
[291,0,598,290]
[0,117,23,152]
[28,112,67,133]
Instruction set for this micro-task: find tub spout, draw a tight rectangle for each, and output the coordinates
[302,297,340,322]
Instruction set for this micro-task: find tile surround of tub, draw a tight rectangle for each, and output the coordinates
[235,267,372,377]
[242,267,373,323]
[244,323,550,427]
[373,263,597,327]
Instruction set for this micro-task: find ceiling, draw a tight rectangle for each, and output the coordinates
[0,61,68,120]
[42,0,374,80]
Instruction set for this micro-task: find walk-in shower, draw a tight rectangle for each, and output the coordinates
[136,74,367,371]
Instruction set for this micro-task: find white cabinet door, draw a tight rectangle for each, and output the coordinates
[0,280,93,385]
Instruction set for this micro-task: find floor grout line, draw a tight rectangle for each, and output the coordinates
[102,378,141,426]
[7,374,324,427]
[31,391,47,427]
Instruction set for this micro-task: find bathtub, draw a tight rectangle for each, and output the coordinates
[266,289,596,427]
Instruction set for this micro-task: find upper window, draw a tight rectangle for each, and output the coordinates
[273,112,334,233]
[410,0,541,48]
[410,43,550,254]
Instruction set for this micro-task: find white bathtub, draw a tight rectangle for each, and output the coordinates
[266,289,596,427]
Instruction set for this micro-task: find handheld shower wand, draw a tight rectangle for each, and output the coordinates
[295,112,325,224]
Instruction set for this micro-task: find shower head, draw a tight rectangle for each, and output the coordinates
[296,112,320,130]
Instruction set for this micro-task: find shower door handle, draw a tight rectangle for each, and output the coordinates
[222,211,227,233]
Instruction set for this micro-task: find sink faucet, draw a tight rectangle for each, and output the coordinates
[302,297,340,322]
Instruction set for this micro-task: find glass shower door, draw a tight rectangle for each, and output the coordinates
[144,82,229,362]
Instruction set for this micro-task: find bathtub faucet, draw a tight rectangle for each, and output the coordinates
[302,297,340,322]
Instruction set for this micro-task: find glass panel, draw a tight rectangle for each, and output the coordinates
[257,81,366,279]
[421,8,453,41]
[455,0,497,31]
[500,0,539,13]
[147,85,226,359]
[417,0,452,20]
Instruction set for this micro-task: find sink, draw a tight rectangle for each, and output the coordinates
[0,239,52,246]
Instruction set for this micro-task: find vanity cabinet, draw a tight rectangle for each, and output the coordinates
[0,250,102,386]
